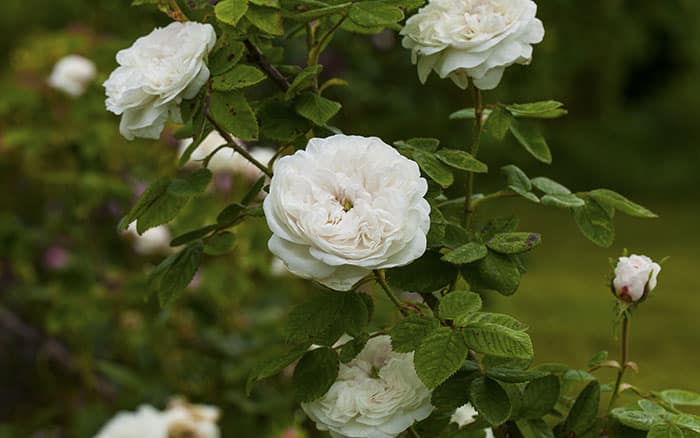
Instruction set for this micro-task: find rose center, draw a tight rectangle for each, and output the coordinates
[341,198,354,212]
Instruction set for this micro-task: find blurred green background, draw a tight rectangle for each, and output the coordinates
[1,0,699,436]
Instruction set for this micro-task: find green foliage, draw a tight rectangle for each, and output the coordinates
[486,232,541,255]
[462,323,534,360]
[435,149,488,173]
[469,377,512,425]
[285,291,370,345]
[212,65,267,91]
[215,0,249,26]
[520,375,560,418]
[209,91,259,141]
[151,242,204,307]
[293,92,342,126]
[389,315,440,353]
[563,381,600,436]
[292,347,339,402]
[438,290,483,321]
[414,327,468,389]
[441,242,488,265]
[387,250,458,293]
[572,199,615,248]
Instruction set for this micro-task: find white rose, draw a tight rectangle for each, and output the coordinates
[302,335,433,438]
[451,403,495,437]
[48,55,97,97]
[401,0,544,90]
[103,22,216,140]
[262,135,430,291]
[613,254,661,302]
[179,131,275,179]
[94,405,168,438]
[124,222,173,256]
[163,400,220,438]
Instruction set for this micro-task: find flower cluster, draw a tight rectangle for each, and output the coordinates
[301,335,433,438]
[401,0,544,90]
[263,135,430,291]
[95,399,220,438]
[103,22,216,140]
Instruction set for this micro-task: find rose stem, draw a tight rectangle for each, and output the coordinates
[206,115,273,177]
[373,270,408,316]
[608,313,631,411]
[463,86,483,229]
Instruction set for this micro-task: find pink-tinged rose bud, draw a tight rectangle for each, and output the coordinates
[612,254,661,302]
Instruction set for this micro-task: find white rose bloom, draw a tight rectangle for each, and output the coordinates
[48,55,97,97]
[451,403,495,437]
[94,405,168,438]
[163,401,220,438]
[401,0,545,90]
[179,131,275,179]
[613,254,661,302]
[263,135,430,291]
[104,22,216,140]
[124,222,173,256]
[302,335,433,438]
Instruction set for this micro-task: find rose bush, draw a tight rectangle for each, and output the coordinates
[179,132,275,179]
[401,0,544,89]
[613,254,661,302]
[103,21,216,140]
[263,135,430,291]
[302,335,433,438]
[47,54,96,97]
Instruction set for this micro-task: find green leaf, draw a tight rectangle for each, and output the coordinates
[479,215,519,241]
[339,333,369,363]
[293,347,339,402]
[241,175,266,205]
[462,312,528,331]
[216,203,246,225]
[449,108,478,119]
[215,0,249,26]
[246,342,310,395]
[208,37,246,76]
[674,415,700,434]
[487,368,548,383]
[387,251,458,293]
[541,193,585,208]
[572,199,615,248]
[441,242,488,265]
[487,232,541,254]
[648,424,684,438]
[564,381,601,436]
[157,242,203,307]
[209,91,259,141]
[587,350,609,368]
[412,149,454,188]
[435,149,488,173]
[257,99,310,142]
[117,177,170,232]
[658,389,700,406]
[293,92,342,126]
[462,323,533,360]
[285,65,323,99]
[212,64,266,91]
[204,232,236,255]
[516,419,555,438]
[531,176,571,195]
[469,376,512,425]
[136,190,189,234]
[431,371,475,414]
[285,291,369,345]
[506,101,567,119]
[509,119,552,164]
[246,5,284,35]
[390,315,440,353]
[414,327,468,389]
[170,224,218,247]
[521,375,560,418]
[348,2,403,26]
[462,252,521,296]
[589,189,658,218]
[501,164,532,191]
[611,408,658,431]
[438,291,482,320]
[395,137,440,152]
[167,168,213,197]
[484,106,513,141]
[250,0,279,7]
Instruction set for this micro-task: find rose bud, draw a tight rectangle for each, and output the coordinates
[612,254,661,302]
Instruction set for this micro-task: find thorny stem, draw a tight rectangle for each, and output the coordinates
[373,270,408,316]
[608,314,631,411]
[206,115,273,177]
[463,86,483,229]
[244,39,291,92]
